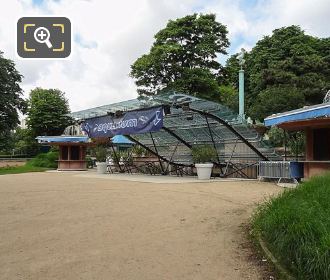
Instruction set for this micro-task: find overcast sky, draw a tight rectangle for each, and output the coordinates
[0,0,329,112]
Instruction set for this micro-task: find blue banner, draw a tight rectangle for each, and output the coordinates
[81,107,163,138]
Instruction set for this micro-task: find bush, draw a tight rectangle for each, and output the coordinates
[95,145,107,162]
[86,156,94,168]
[118,150,133,165]
[191,145,217,163]
[26,151,58,168]
[131,145,146,157]
[252,173,330,279]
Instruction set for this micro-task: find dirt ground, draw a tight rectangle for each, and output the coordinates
[0,172,282,280]
[0,160,26,168]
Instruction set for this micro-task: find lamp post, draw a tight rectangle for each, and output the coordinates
[237,48,246,121]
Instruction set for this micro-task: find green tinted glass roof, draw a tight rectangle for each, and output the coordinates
[72,92,281,165]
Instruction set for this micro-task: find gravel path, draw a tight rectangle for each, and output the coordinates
[0,172,281,280]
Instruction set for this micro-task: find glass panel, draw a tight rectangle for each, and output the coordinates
[71,92,281,165]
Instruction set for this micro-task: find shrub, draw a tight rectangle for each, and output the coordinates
[131,145,146,157]
[86,156,94,168]
[252,173,330,279]
[26,151,58,168]
[191,145,217,163]
[95,145,107,162]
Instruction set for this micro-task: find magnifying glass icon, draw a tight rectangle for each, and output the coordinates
[34,27,53,48]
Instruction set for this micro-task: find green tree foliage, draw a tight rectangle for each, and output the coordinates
[27,88,73,137]
[268,126,286,147]
[287,131,305,159]
[218,84,238,112]
[221,53,240,88]
[225,26,330,120]
[191,144,217,163]
[26,151,59,168]
[130,14,229,98]
[216,54,241,111]
[249,86,305,121]
[268,126,305,157]
[12,127,39,156]
[0,51,26,150]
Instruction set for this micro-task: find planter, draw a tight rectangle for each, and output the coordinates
[96,162,107,174]
[195,163,213,180]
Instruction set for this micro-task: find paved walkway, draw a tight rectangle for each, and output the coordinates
[72,170,257,184]
[0,172,282,280]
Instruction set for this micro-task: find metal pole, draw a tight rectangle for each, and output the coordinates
[188,107,269,161]
[110,145,123,172]
[124,135,193,168]
[164,141,180,174]
[223,138,238,176]
[149,132,166,174]
[284,131,287,161]
[239,69,245,121]
[162,127,192,149]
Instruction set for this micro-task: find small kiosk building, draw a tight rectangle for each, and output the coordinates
[36,125,93,171]
[265,100,330,178]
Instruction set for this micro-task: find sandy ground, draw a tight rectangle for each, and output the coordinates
[0,172,282,280]
[0,161,26,168]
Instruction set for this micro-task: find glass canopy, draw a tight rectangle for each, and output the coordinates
[72,92,281,178]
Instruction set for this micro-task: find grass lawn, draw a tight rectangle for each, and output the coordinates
[252,173,330,279]
[0,165,50,175]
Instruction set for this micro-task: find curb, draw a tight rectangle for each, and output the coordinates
[257,235,295,280]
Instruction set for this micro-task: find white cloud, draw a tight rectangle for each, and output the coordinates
[201,0,330,63]
[0,0,329,113]
[245,0,330,42]
[202,0,249,40]
[253,0,330,38]
[0,0,201,111]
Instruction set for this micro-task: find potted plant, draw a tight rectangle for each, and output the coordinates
[192,145,217,180]
[95,145,107,174]
[86,156,94,169]
[131,145,146,157]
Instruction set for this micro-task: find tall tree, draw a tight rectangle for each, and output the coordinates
[27,88,73,137]
[225,26,330,120]
[11,127,39,156]
[0,51,26,151]
[130,14,229,98]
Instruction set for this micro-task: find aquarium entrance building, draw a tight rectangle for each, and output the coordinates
[71,92,280,179]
